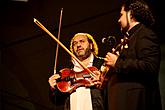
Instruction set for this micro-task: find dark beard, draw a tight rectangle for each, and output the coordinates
[121,24,129,35]
[74,46,91,61]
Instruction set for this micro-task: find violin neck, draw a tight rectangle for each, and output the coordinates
[57,74,91,82]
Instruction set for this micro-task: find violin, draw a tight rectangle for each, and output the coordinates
[97,36,129,89]
[56,66,99,93]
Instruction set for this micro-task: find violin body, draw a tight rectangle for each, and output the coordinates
[56,66,99,93]
[97,65,111,89]
[98,36,129,89]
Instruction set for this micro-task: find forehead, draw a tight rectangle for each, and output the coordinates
[72,35,88,42]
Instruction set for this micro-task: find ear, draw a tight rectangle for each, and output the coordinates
[90,44,93,49]
[128,10,133,19]
[127,11,132,23]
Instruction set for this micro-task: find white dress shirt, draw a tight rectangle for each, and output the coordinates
[70,54,94,110]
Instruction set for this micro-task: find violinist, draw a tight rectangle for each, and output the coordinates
[48,33,105,110]
[104,0,162,110]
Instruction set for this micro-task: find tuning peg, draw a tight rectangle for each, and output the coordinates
[121,38,124,43]
[124,44,128,49]
[121,45,124,50]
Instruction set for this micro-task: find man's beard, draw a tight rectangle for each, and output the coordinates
[121,24,129,35]
[74,46,91,61]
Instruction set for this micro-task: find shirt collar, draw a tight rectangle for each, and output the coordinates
[127,23,141,38]
[72,54,94,72]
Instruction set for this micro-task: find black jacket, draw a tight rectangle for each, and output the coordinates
[107,24,162,110]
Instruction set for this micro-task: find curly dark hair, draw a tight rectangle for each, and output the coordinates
[122,0,155,27]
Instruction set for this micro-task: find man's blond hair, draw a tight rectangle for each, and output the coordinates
[70,33,98,55]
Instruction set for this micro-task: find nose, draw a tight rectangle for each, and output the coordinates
[78,41,83,46]
[118,18,120,23]
[75,42,82,49]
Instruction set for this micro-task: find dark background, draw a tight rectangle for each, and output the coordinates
[0,0,164,110]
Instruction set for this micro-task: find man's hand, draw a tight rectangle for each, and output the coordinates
[48,74,61,89]
[90,70,102,85]
[104,52,118,67]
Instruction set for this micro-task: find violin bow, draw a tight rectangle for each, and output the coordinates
[54,8,63,74]
[33,17,97,78]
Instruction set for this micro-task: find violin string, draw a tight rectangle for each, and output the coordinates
[94,55,105,60]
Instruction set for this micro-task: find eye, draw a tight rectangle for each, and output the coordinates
[72,41,78,46]
[80,40,85,43]
[119,13,122,17]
